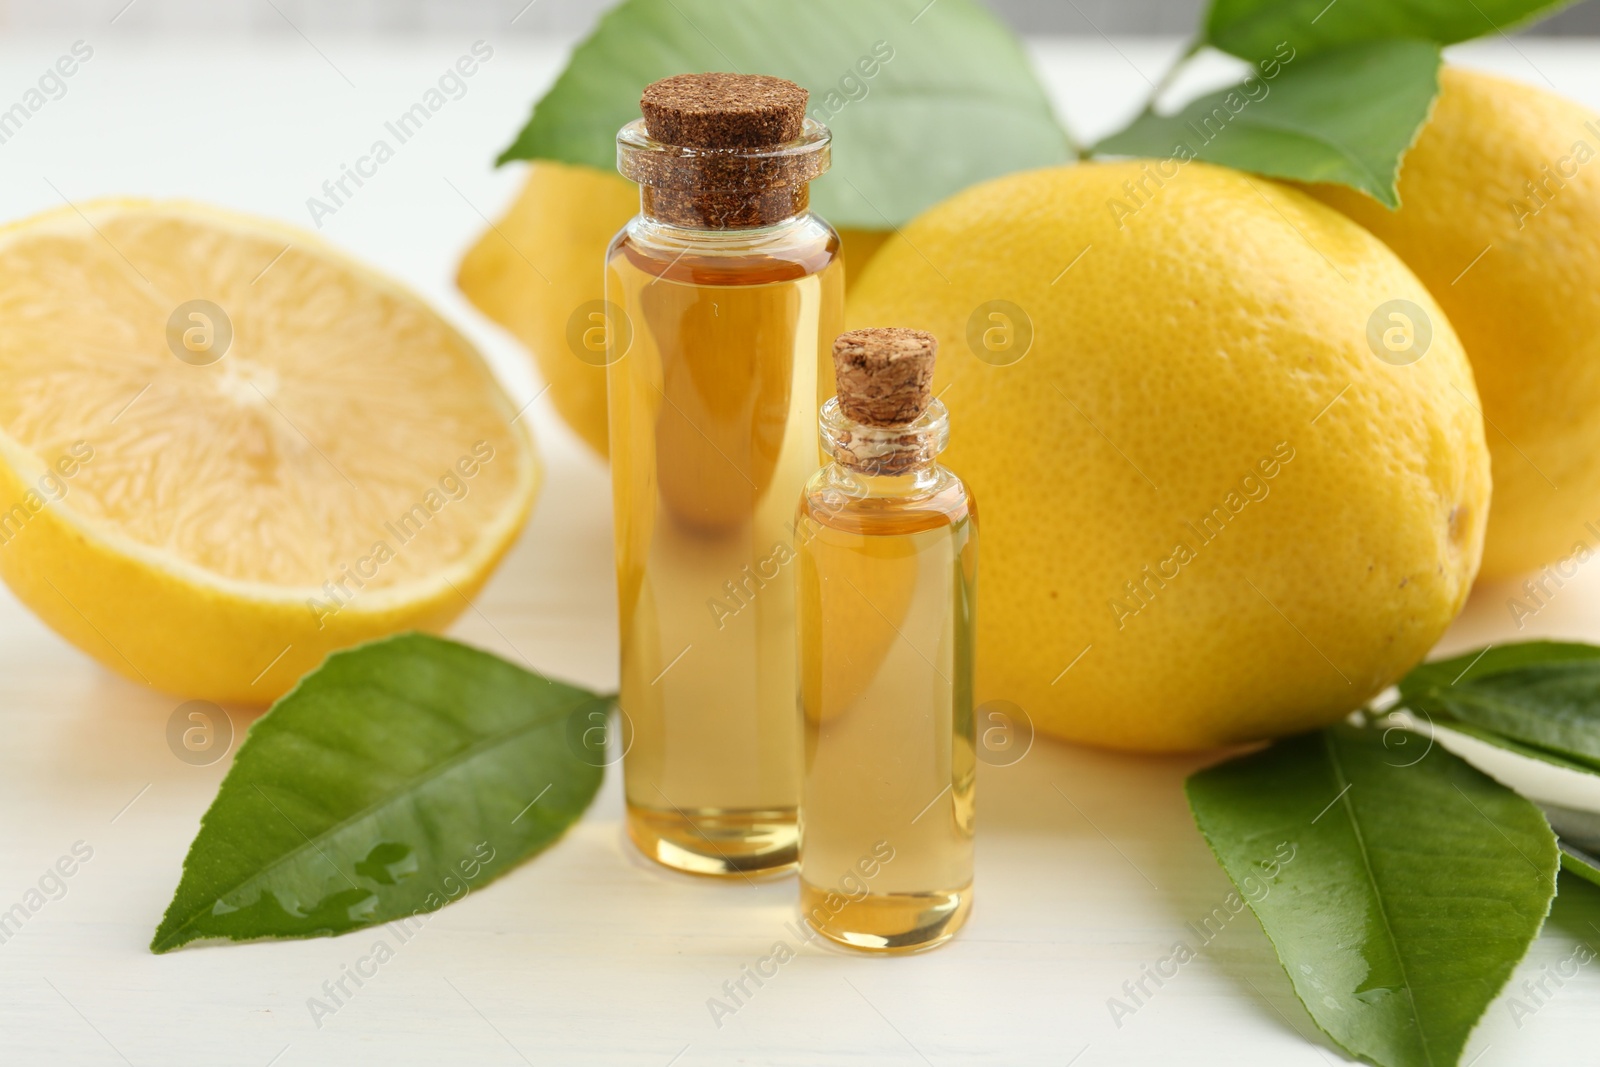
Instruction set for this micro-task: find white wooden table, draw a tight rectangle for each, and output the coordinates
[1,31,1598,1067]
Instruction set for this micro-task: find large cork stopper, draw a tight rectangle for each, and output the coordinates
[641,73,807,148]
[832,328,938,427]
[624,73,825,229]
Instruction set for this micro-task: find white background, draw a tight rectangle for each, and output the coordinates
[2,26,1599,1067]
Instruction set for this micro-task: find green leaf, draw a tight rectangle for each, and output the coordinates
[1205,0,1579,63]
[1424,715,1600,775]
[1094,39,1439,208]
[495,0,1072,228]
[1188,725,1558,1067]
[1389,713,1600,885]
[1532,804,1600,890]
[1402,641,1600,691]
[1400,642,1600,773]
[1560,842,1600,890]
[151,634,606,952]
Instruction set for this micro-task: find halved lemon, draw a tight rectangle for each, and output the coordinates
[0,201,540,703]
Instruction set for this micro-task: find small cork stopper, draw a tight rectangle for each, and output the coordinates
[832,328,937,427]
[641,73,808,149]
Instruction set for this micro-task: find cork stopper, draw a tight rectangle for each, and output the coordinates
[619,73,828,229]
[832,328,937,428]
[641,73,807,149]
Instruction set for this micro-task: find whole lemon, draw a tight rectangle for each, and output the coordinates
[458,162,888,458]
[845,162,1489,752]
[1309,67,1600,578]
[458,162,636,458]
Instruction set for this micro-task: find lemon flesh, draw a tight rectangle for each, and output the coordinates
[0,201,540,703]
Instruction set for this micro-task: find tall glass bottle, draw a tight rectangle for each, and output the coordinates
[796,328,977,951]
[605,73,844,875]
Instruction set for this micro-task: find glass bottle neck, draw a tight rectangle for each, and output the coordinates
[626,211,815,249]
[616,116,830,231]
[637,184,812,230]
[819,396,950,480]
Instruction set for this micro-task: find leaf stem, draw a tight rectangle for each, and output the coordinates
[1060,118,1089,162]
[1138,37,1203,119]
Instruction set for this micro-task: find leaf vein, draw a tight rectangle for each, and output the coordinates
[1323,731,1435,1067]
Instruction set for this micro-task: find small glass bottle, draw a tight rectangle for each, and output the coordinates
[605,73,844,875]
[795,328,977,951]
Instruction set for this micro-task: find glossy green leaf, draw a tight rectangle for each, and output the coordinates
[152,634,606,952]
[1188,725,1558,1067]
[495,0,1072,228]
[1401,641,1600,773]
[1204,0,1578,63]
[1094,39,1439,208]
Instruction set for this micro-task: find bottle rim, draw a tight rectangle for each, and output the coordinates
[616,117,831,186]
[819,396,950,475]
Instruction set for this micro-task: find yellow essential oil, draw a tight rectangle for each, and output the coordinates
[605,74,843,875]
[796,328,977,950]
